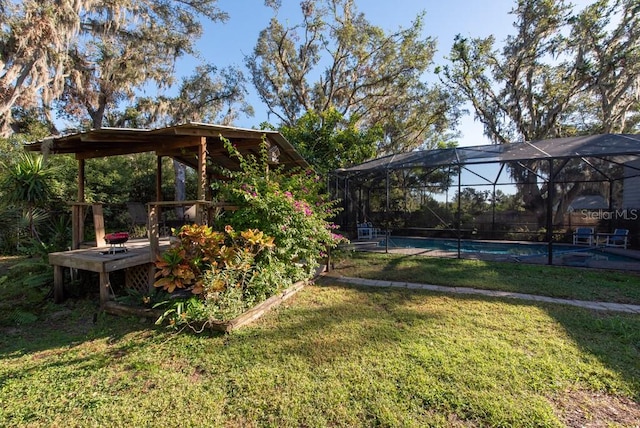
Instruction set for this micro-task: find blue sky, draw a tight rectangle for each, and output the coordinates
[165,0,591,148]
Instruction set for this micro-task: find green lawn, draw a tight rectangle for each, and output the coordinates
[1,274,640,426]
[330,252,640,304]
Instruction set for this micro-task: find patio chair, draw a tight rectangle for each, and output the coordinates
[369,222,382,238]
[357,222,373,240]
[357,222,383,240]
[572,227,594,246]
[599,228,629,249]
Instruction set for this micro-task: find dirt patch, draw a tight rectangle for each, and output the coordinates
[550,389,640,427]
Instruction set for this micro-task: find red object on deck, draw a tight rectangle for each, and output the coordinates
[104,232,129,244]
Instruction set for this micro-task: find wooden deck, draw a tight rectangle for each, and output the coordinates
[50,238,171,305]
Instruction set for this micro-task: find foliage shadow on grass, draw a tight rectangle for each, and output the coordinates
[312,279,640,402]
[542,304,640,400]
[227,281,449,366]
[0,298,185,360]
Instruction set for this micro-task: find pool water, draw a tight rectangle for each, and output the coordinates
[379,237,637,262]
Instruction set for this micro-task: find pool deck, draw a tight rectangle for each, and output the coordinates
[354,239,640,271]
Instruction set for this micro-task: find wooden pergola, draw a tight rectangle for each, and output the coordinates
[24,122,309,304]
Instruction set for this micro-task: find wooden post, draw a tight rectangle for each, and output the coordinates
[53,265,64,303]
[156,156,163,202]
[78,159,85,202]
[92,203,106,247]
[149,203,160,262]
[196,137,207,223]
[547,160,554,265]
[99,272,110,306]
[72,159,86,250]
[147,263,156,293]
[205,174,212,224]
[71,204,83,249]
[155,156,163,230]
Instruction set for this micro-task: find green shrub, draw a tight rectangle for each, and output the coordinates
[153,137,348,331]
[153,224,287,328]
[214,136,347,277]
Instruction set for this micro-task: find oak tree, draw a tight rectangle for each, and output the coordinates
[0,0,84,136]
[57,0,229,129]
[438,0,640,225]
[247,0,460,171]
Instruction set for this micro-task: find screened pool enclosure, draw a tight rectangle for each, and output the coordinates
[330,134,640,266]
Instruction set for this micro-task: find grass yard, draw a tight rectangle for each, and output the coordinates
[330,252,640,304]
[1,273,640,426]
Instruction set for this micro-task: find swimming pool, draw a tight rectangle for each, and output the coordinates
[378,237,638,263]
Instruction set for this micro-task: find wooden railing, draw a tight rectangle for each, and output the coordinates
[67,200,238,260]
[147,200,238,260]
[69,202,106,249]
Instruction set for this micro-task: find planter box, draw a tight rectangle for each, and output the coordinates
[103,279,308,332]
[208,280,306,332]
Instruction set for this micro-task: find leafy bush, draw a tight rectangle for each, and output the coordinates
[153,224,286,328]
[153,137,348,331]
[0,205,22,254]
[214,136,347,278]
[0,256,53,327]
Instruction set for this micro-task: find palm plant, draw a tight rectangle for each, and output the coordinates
[0,152,58,242]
